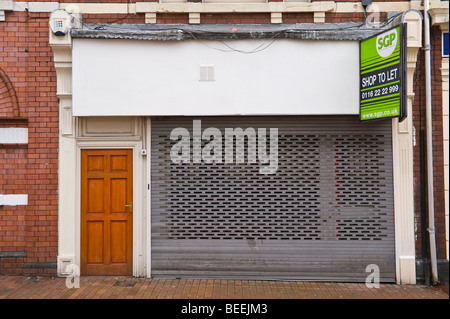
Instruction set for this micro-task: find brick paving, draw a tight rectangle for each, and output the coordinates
[0,276,448,299]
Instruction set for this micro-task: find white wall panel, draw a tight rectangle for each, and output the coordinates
[0,194,28,206]
[0,128,28,144]
[73,38,359,116]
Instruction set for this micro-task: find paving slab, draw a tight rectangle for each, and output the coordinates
[0,276,447,300]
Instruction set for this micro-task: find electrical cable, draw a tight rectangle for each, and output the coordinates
[182,29,288,54]
[68,7,406,54]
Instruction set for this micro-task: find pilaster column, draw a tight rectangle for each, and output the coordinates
[392,10,422,284]
[49,10,77,277]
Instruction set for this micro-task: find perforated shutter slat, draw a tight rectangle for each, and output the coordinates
[151,116,395,282]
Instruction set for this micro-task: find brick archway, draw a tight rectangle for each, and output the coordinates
[0,67,20,119]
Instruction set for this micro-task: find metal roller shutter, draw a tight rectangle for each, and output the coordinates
[151,116,395,282]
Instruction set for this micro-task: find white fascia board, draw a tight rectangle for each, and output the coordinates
[72,38,360,116]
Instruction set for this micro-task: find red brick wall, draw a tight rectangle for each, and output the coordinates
[157,13,189,25]
[82,13,145,24]
[0,70,19,118]
[282,13,314,24]
[1,2,446,277]
[413,26,446,261]
[200,13,271,24]
[0,10,58,276]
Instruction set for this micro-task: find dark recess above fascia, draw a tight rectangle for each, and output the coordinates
[71,23,391,41]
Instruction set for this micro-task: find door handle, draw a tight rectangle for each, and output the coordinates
[125,202,133,213]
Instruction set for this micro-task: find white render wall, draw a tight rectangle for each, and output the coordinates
[0,194,28,206]
[72,38,360,116]
[0,128,28,144]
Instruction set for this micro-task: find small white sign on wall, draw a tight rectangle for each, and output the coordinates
[0,128,28,144]
[0,194,28,206]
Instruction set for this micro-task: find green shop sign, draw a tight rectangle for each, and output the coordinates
[360,25,407,121]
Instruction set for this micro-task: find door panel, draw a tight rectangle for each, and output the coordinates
[86,221,104,264]
[111,179,127,213]
[110,221,127,263]
[81,149,133,275]
[87,179,104,213]
[111,155,128,172]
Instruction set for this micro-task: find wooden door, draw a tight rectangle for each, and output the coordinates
[81,149,133,275]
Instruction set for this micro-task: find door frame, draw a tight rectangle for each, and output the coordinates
[76,140,144,277]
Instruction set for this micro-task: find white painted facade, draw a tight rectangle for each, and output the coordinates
[31,2,437,283]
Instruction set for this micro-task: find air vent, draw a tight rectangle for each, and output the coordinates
[199,65,214,82]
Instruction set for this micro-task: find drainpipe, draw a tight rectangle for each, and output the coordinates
[423,0,439,285]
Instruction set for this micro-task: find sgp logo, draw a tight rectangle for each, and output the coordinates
[376,29,397,58]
